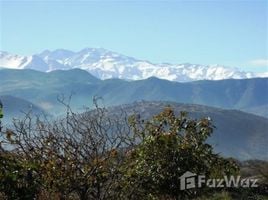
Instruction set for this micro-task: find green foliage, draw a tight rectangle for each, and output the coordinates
[0,152,40,200]
[0,108,3,119]
[122,107,239,199]
[0,106,266,200]
[0,99,3,119]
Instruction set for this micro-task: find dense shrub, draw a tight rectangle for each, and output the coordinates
[0,104,265,199]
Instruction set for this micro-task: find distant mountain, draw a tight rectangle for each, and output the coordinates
[1,48,267,82]
[0,95,46,124]
[103,101,268,160]
[0,51,48,71]
[0,68,267,117]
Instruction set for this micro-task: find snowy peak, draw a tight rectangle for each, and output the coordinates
[0,48,266,82]
[24,55,50,71]
[0,51,49,71]
[0,51,31,69]
[39,49,75,61]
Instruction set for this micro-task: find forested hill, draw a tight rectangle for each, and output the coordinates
[0,68,267,117]
[103,101,268,160]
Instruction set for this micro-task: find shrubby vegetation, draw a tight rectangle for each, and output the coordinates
[0,101,267,199]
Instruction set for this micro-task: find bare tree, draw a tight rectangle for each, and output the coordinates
[0,97,135,199]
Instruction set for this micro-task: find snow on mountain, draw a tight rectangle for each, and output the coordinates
[0,51,31,69]
[0,48,266,82]
[0,51,49,71]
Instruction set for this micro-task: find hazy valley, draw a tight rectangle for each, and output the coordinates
[0,68,267,160]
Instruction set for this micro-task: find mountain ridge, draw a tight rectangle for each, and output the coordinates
[1,95,267,160]
[1,48,267,82]
[96,101,268,160]
[0,68,267,118]
[0,95,46,124]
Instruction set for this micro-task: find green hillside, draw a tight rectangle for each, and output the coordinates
[0,68,267,117]
[104,101,268,160]
[0,95,46,124]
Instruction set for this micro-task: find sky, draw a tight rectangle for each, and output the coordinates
[0,0,267,72]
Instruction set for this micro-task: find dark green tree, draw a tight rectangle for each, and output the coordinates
[0,100,3,132]
[121,107,239,200]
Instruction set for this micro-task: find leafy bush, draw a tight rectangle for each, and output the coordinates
[1,104,264,200]
[121,107,238,199]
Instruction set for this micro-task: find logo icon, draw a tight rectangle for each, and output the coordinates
[179,171,258,190]
[179,171,197,190]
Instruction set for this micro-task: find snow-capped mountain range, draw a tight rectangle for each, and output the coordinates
[0,48,267,82]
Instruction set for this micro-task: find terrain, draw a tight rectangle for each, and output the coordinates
[104,101,268,160]
[0,68,267,117]
[0,95,45,124]
[1,48,267,82]
[0,68,267,160]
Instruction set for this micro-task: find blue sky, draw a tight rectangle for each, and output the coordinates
[0,0,267,72]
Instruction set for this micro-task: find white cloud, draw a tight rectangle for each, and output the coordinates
[249,59,268,67]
